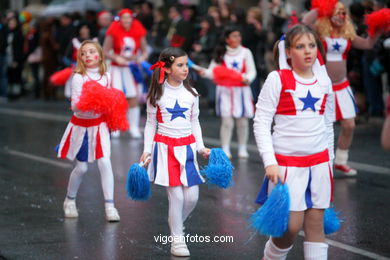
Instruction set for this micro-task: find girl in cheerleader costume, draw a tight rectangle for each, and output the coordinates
[303,1,382,176]
[203,26,257,158]
[57,40,120,222]
[253,24,334,260]
[103,8,148,138]
[139,47,210,257]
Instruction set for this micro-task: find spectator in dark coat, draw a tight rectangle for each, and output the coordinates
[6,16,24,98]
[0,17,8,103]
[166,5,194,53]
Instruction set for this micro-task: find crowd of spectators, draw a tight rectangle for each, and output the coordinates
[0,0,388,120]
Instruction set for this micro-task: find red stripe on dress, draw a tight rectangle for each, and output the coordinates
[276,69,297,115]
[317,49,325,65]
[275,149,329,167]
[70,116,104,127]
[322,39,328,53]
[335,94,343,121]
[60,127,73,159]
[342,40,351,60]
[328,163,334,202]
[283,167,288,183]
[156,105,163,123]
[95,126,103,159]
[167,144,182,186]
[241,59,246,73]
[154,133,195,146]
[332,80,349,91]
[319,94,328,115]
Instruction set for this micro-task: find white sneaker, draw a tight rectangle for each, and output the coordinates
[222,147,232,159]
[334,164,358,176]
[63,199,78,218]
[171,240,190,257]
[238,148,249,159]
[105,207,120,222]
[130,128,142,139]
[111,131,120,138]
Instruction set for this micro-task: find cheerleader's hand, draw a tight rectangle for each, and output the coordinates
[115,55,128,66]
[265,164,283,184]
[199,148,211,159]
[140,152,151,167]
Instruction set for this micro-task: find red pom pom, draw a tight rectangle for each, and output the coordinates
[104,88,129,131]
[212,66,243,86]
[365,8,390,37]
[76,81,129,131]
[311,0,338,17]
[50,67,73,86]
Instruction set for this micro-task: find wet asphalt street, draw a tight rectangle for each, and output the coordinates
[0,100,389,260]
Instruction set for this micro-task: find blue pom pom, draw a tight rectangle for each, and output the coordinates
[187,58,195,68]
[126,163,151,200]
[128,63,144,83]
[324,207,342,234]
[201,148,234,188]
[141,61,153,76]
[250,183,290,237]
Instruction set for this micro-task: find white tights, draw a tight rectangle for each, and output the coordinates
[220,117,249,147]
[66,157,115,204]
[166,185,199,236]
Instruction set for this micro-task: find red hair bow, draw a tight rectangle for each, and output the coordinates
[150,61,166,84]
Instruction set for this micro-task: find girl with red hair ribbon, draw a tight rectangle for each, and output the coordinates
[140,47,210,257]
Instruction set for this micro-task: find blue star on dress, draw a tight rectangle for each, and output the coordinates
[231,60,239,69]
[166,100,188,121]
[299,90,320,112]
[332,42,341,51]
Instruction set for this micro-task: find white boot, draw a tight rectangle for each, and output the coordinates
[128,106,142,139]
[238,145,249,159]
[222,145,232,159]
[105,206,120,222]
[171,236,190,257]
[63,198,78,218]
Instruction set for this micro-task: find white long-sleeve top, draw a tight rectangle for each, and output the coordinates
[253,71,334,168]
[143,81,205,154]
[206,45,257,84]
[71,67,111,119]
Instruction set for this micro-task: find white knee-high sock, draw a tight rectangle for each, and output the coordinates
[304,241,328,260]
[263,238,292,260]
[97,157,115,206]
[236,117,249,148]
[128,106,140,132]
[66,161,88,198]
[334,148,349,165]
[182,185,199,222]
[167,186,185,236]
[220,117,234,149]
